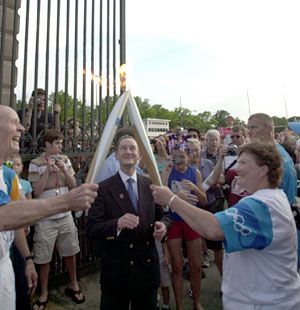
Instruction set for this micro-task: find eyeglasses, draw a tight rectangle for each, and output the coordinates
[230,135,241,139]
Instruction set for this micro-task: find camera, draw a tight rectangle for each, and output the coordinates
[227,144,238,156]
[36,97,42,104]
[54,157,61,163]
[150,139,156,144]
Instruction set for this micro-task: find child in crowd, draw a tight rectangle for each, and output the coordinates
[156,239,172,310]
[10,154,33,310]
[11,154,32,199]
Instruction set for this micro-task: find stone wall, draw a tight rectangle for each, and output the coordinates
[0,0,21,108]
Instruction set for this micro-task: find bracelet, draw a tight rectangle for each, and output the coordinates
[23,254,34,262]
[167,195,177,209]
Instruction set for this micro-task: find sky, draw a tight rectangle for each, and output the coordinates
[125,0,300,122]
[15,0,300,123]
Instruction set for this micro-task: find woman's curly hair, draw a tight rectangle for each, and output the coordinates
[238,141,283,188]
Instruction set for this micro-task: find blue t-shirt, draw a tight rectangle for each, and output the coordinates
[277,144,297,206]
[168,165,197,222]
[215,198,273,253]
[154,154,166,175]
[19,178,33,197]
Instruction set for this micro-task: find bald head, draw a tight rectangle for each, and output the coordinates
[0,106,24,163]
[247,113,274,141]
[0,105,15,121]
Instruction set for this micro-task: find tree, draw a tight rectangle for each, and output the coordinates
[272,116,288,133]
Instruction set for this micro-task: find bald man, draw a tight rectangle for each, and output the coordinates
[0,105,98,309]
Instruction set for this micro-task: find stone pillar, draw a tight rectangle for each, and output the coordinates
[0,0,21,108]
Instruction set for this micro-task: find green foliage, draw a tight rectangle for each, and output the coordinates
[18,90,299,136]
[272,116,288,133]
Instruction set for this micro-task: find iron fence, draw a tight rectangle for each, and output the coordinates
[1,0,126,276]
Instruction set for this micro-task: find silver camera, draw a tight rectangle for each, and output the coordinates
[227,144,238,156]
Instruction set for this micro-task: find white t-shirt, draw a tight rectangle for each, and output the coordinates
[216,189,300,308]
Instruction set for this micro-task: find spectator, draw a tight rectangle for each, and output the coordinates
[28,129,84,309]
[247,113,297,206]
[152,135,169,175]
[11,154,32,199]
[161,143,207,310]
[155,239,172,310]
[211,125,248,207]
[86,135,171,310]
[18,88,61,135]
[187,139,223,277]
[187,127,201,141]
[220,115,234,146]
[151,142,300,310]
[201,129,225,212]
[10,154,33,310]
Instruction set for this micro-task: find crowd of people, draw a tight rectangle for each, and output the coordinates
[1,92,300,310]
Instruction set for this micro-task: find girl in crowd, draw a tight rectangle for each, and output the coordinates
[161,143,207,310]
[10,154,33,310]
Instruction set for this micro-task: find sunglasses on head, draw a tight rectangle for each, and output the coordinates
[231,134,241,139]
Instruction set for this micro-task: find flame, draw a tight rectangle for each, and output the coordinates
[120,63,126,74]
[92,74,102,86]
[120,63,126,91]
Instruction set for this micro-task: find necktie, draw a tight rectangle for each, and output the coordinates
[127,178,139,213]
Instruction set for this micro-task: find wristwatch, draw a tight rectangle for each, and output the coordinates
[23,254,34,262]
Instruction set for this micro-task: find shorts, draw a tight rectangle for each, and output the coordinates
[155,240,171,288]
[204,238,223,251]
[167,221,200,241]
[33,213,80,264]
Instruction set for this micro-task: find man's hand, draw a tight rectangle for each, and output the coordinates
[53,103,61,114]
[153,221,167,241]
[55,158,66,172]
[219,145,228,157]
[28,96,34,112]
[25,260,38,296]
[177,190,198,204]
[67,184,98,211]
[117,213,139,230]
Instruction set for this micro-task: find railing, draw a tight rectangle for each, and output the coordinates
[1,0,126,278]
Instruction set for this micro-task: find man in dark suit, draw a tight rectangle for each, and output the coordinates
[86,135,172,310]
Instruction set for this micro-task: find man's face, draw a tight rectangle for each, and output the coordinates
[188,142,201,165]
[36,94,45,112]
[0,108,24,161]
[188,131,200,140]
[247,117,270,140]
[230,130,245,147]
[116,138,140,169]
[46,139,63,155]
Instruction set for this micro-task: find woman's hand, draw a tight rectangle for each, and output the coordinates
[150,185,173,206]
[181,179,195,191]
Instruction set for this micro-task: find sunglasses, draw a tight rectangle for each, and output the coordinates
[231,135,241,139]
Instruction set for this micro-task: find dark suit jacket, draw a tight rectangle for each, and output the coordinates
[86,172,172,297]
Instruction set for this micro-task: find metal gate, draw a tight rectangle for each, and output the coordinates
[1,0,126,278]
